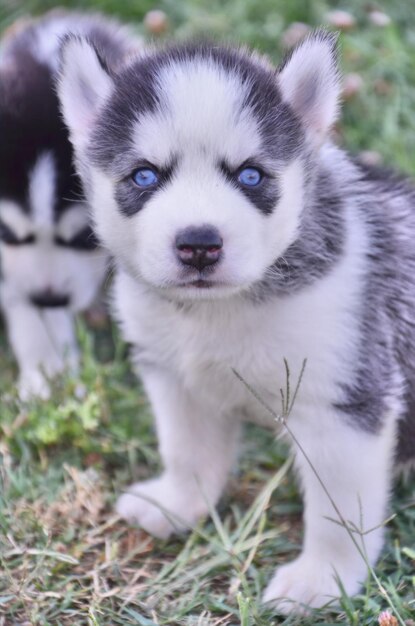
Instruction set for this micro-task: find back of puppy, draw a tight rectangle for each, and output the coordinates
[0,11,138,398]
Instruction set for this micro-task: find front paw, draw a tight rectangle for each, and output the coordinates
[116,475,207,539]
[263,554,364,614]
[18,370,50,400]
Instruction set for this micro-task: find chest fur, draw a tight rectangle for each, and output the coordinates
[114,243,364,419]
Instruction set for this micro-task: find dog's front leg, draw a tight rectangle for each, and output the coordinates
[116,366,241,538]
[3,299,77,399]
[41,308,79,371]
[263,414,397,613]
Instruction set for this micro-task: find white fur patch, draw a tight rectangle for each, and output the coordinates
[0,201,33,239]
[262,158,304,266]
[56,205,89,240]
[29,152,56,229]
[132,60,261,166]
[58,38,114,151]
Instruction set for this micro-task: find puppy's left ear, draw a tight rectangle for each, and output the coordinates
[278,31,341,145]
[58,36,114,152]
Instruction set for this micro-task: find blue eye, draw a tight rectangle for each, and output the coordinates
[238,167,262,187]
[132,167,158,188]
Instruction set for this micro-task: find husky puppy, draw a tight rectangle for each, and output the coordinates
[0,11,137,398]
[58,32,415,612]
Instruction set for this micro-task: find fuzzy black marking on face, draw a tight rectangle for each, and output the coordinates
[55,224,100,250]
[219,159,280,216]
[0,51,84,217]
[0,218,35,245]
[115,160,176,216]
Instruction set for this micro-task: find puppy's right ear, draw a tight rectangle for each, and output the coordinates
[58,36,114,152]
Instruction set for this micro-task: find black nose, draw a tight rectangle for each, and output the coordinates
[30,291,70,308]
[175,226,223,271]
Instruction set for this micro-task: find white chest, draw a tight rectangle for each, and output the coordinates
[114,242,364,421]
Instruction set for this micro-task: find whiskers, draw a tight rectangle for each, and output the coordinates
[263,256,290,283]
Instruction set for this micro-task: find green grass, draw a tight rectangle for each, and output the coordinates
[1,0,415,624]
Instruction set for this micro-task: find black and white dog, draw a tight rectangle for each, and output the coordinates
[0,11,137,398]
[58,32,415,612]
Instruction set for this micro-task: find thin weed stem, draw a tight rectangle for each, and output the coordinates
[233,362,406,626]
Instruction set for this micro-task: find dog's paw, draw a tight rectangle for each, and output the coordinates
[262,555,361,614]
[18,370,50,401]
[116,476,206,539]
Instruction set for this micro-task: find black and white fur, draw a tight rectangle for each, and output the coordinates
[58,32,415,612]
[0,11,138,398]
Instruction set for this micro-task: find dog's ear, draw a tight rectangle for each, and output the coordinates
[58,36,114,152]
[278,31,341,144]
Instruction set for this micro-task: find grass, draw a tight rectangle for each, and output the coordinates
[1,0,415,624]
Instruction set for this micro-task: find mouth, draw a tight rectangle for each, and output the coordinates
[184,279,214,288]
[156,269,243,297]
[156,276,244,300]
[170,277,240,295]
[175,275,232,289]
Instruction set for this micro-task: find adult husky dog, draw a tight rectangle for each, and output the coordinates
[58,32,415,611]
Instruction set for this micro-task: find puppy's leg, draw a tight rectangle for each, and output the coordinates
[116,367,241,538]
[263,414,396,613]
[3,300,76,399]
[42,308,79,371]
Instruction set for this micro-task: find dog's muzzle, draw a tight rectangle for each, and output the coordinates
[175,225,223,272]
